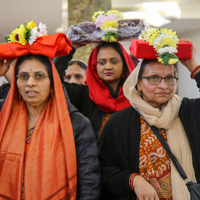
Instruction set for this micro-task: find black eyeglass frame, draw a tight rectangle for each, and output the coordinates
[140,76,178,86]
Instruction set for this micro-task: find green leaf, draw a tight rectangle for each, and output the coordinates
[163,55,170,66]
[4,36,9,41]
[113,33,119,39]
[105,34,110,42]
[169,54,178,59]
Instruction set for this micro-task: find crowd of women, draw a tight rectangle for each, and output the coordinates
[0,21,200,200]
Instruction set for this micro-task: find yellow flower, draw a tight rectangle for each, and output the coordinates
[141,31,146,38]
[27,21,36,29]
[106,10,123,19]
[168,58,179,64]
[109,35,117,42]
[9,28,19,43]
[157,57,178,65]
[92,11,105,21]
[156,36,177,51]
[18,24,28,45]
[101,20,118,30]
[161,28,178,39]
[101,36,106,41]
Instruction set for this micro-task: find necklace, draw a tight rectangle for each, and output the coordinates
[28,116,37,122]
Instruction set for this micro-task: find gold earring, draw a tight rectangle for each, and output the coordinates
[51,91,53,98]
[138,90,142,96]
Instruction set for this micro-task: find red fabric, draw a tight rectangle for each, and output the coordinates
[129,40,192,59]
[0,33,72,60]
[86,42,135,113]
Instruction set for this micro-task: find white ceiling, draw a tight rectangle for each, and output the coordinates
[0,0,200,43]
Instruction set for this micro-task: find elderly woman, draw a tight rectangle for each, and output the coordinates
[98,38,200,200]
[0,31,100,199]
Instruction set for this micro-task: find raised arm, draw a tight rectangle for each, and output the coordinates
[0,58,13,78]
[179,38,198,73]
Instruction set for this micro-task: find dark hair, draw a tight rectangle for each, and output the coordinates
[96,42,129,97]
[138,59,176,79]
[15,54,53,86]
[68,60,87,70]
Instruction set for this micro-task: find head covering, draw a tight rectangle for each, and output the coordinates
[123,59,196,199]
[0,33,77,199]
[86,42,135,113]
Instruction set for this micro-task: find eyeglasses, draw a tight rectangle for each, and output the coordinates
[16,71,49,82]
[140,75,178,86]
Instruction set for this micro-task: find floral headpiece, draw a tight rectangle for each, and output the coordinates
[92,10,123,42]
[140,27,179,65]
[4,21,47,46]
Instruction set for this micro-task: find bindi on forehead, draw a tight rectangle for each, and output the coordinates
[30,69,32,71]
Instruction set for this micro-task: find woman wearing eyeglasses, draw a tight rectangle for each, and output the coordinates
[0,32,100,199]
[98,38,200,200]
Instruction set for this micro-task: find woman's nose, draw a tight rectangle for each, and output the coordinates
[105,62,112,69]
[26,76,36,86]
[158,78,168,88]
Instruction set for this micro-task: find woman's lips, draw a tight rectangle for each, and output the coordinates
[157,92,168,95]
[105,72,113,75]
[26,90,38,97]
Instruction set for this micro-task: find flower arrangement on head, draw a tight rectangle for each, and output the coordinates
[4,21,47,45]
[92,10,123,42]
[140,27,179,65]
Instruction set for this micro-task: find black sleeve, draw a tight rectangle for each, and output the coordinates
[0,83,10,99]
[53,47,76,82]
[179,71,200,183]
[71,112,100,200]
[98,108,140,197]
[62,82,89,112]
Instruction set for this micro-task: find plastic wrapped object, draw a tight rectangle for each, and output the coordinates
[68,19,148,43]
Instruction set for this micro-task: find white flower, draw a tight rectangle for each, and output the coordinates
[158,47,178,54]
[29,27,38,45]
[153,33,166,50]
[102,28,118,34]
[38,23,47,36]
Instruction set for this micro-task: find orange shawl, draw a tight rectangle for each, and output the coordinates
[0,34,77,200]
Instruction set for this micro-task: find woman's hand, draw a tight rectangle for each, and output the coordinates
[179,38,199,72]
[0,58,13,77]
[132,176,159,200]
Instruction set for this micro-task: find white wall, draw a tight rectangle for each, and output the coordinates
[177,29,200,98]
[0,76,7,85]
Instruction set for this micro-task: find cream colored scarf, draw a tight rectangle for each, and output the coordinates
[123,60,196,200]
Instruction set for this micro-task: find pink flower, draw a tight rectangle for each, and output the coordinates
[105,13,120,22]
[38,23,48,36]
[95,14,106,28]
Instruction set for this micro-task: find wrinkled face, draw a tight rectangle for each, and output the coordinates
[137,61,175,109]
[64,64,86,84]
[17,59,52,109]
[96,46,124,89]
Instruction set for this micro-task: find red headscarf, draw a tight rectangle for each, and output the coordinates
[0,34,77,199]
[86,42,135,113]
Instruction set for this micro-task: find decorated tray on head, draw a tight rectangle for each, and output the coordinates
[68,10,148,43]
[130,27,192,66]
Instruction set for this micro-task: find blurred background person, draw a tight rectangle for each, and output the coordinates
[64,60,87,84]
